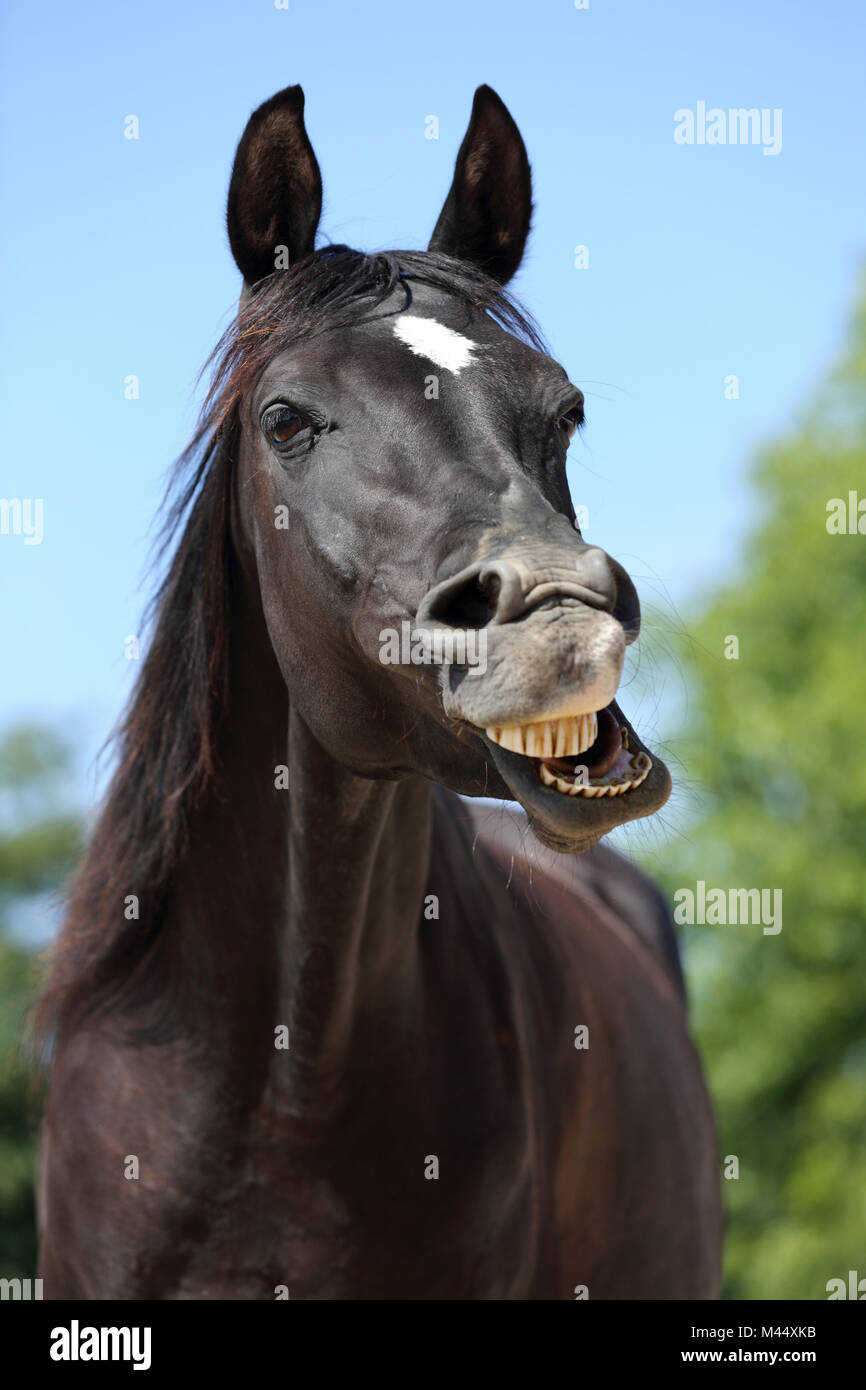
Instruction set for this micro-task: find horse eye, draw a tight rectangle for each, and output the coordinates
[262,406,312,449]
[558,406,583,441]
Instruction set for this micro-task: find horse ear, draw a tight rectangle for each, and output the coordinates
[428,86,532,285]
[227,85,322,286]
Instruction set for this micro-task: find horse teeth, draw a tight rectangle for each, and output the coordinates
[485,712,598,757]
[537,752,652,798]
[485,717,652,798]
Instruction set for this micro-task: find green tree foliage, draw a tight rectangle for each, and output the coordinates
[649,283,866,1298]
[0,727,81,1275]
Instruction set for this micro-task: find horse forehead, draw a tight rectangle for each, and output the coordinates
[391,314,479,375]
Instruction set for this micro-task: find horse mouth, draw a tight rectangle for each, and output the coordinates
[485,707,652,798]
[477,699,671,851]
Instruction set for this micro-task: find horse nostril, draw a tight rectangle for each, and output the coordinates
[574,546,618,611]
[606,555,641,644]
[441,572,500,628]
[478,572,501,615]
[416,562,521,631]
[419,566,498,630]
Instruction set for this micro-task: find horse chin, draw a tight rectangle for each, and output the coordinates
[480,700,672,853]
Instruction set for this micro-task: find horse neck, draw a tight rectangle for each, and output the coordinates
[284,709,432,1107]
[169,564,432,1108]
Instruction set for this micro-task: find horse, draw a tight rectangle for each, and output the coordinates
[37,84,722,1299]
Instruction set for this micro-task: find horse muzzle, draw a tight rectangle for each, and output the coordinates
[414,545,671,849]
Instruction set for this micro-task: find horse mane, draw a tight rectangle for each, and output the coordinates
[35,247,545,1042]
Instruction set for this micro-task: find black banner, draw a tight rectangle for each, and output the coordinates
[1,1298,859,1375]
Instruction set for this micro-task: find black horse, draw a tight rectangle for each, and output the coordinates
[38,85,722,1299]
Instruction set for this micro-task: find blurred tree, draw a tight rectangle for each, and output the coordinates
[0,727,81,1276]
[649,281,866,1298]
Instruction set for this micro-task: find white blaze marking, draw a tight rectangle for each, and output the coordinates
[393,315,478,374]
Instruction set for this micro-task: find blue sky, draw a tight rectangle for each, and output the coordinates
[1,0,864,817]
